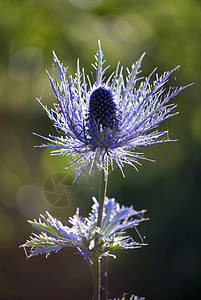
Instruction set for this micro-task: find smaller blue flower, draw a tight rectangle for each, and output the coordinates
[20,197,147,261]
[35,41,189,178]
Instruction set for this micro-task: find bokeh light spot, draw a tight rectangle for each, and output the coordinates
[0,209,14,243]
[16,185,50,219]
[69,14,96,42]
[8,47,43,82]
[0,169,22,208]
[124,13,153,43]
[68,0,102,9]
[93,15,133,42]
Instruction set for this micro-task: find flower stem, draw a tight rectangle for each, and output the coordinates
[93,256,100,300]
[97,167,108,228]
[93,167,108,300]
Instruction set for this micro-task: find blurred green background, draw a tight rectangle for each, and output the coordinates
[0,0,200,299]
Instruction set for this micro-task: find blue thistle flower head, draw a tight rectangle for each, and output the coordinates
[36,41,188,178]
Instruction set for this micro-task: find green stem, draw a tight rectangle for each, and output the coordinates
[93,256,100,300]
[97,167,108,228]
[93,166,108,300]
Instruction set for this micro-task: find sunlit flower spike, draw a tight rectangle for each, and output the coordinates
[35,41,188,179]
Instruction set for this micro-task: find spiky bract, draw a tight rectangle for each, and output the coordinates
[21,197,147,261]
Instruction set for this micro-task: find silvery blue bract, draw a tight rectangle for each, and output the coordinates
[21,197,147,260]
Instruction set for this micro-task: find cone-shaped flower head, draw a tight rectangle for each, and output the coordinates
[88,87,119,133]
[36,41,187,178]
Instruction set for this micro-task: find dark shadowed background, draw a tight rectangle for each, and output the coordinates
[0,0,200,299]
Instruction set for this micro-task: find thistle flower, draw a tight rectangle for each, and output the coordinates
[20,197,147,261]
[36,41,187,178]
